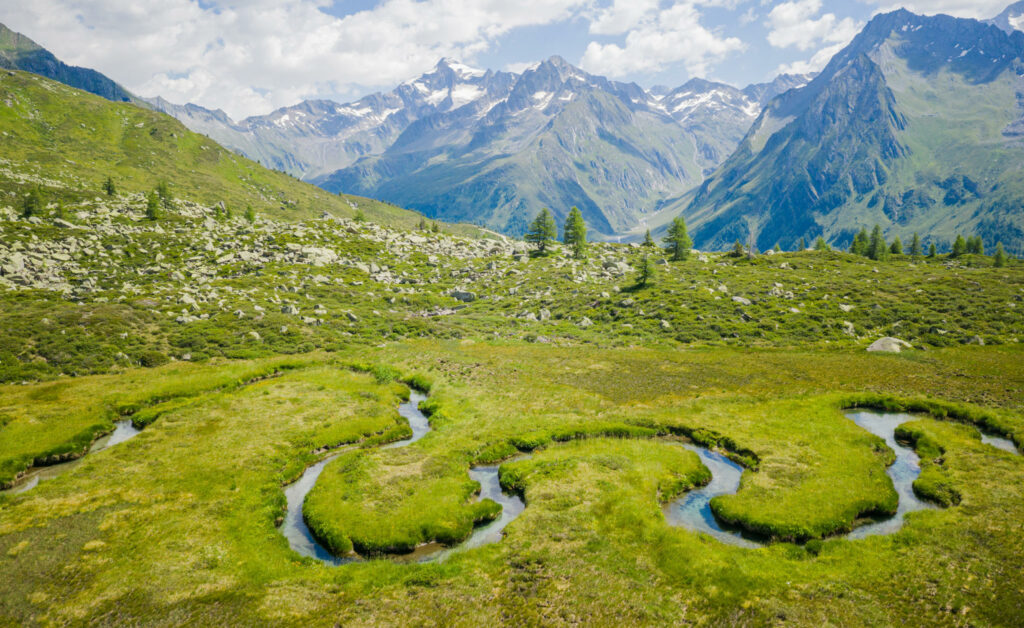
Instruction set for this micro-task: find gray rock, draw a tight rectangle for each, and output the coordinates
[450,290,477,302]
[281,304,299,315]
[839,303,855,313]
[578,317,593,328]
[866,337,913,353]
[731,296,752,306]
[345,311,358,322]
[539,308,551,321]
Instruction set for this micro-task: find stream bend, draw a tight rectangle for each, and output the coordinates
[280,391,526,565]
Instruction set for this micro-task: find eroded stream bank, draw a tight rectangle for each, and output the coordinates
[280,390,526,565]
[1,419,141,495]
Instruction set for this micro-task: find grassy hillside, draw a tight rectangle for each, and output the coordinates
[0,69,482,233]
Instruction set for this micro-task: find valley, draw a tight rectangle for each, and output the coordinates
[0,4,1023,626]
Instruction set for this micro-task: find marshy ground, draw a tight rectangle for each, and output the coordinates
[1,343,1021,625]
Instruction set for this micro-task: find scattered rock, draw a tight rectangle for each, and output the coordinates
[866,337,912,353]
[450,290,477,302]
[578,317,593,328]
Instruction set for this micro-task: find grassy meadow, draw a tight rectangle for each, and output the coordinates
[0,343,1021,625]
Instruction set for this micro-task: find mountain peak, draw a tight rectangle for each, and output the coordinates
[434,57,485,79]
[987,1,1024,32]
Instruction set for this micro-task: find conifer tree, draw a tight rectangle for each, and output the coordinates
[774,243,781,252]
[951,234,967,257]
[21,186,42,218]
[662,216,692,261]
[563,207,588,259]
[910,232,922,257]
[155,180,172,208]
[868,224,888,261]
[635,254,656,288]
[354,209,366,222]
[103,176,116,196]
[643,229,655,247]
[890,236,902,255]
[525,208,557,254]
[814,236,830,251]
[993,243,1008,268]
[850,227,870,256]
[563,207,583,245]
[928,242,937,258]
[730,240,745,258]
[244,205,256,223]
[418,217,427,231]
[798,237,806,250]
[145,191,160,220]
[966,235,984,255]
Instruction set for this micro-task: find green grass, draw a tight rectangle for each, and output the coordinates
[0,344,1021,624]
[0,69,488,232]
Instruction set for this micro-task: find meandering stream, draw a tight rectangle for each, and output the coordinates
[280,391,527,565]
[1,420,141,495]
[664,410,969,546]
[282,397,1020,562]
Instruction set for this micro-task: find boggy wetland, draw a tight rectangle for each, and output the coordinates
[1,342,1022,625]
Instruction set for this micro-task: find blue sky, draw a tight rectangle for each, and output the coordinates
[2,0,1016,119]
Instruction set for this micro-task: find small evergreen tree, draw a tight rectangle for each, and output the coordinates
[730,240,745,258]
[21,186,42,218]
[354,209,366,222]
[155,180,172,208]
[798,237,807,250]
[928,242,937,258]
[418,217,427,231]
[563,207,588,259]
[663,216,692,261]
[103,176,116,196]
[643,229,655,247]
[525,208,558,254]
[910,232,922,257]
[563,206,584,245]
[951,234,967,258]
[774,243,781,252]
[145,191,160,220]
[993,242,1008,268]
[867,225,888,261]
[244,205,256,223]
[814,236,830,251]
[635,254,656,288]
[965,235,984,255]
[432,222,441,233]
[850,227,870,256]
[890,236,902,255]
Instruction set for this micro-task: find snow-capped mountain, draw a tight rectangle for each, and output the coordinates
[148,56,810,236]
[145,59,516,179]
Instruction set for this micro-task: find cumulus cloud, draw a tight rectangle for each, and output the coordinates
[767,0,861,75]
[580,1,745,78]
[859,1,1010,19]
[1,0,589,119]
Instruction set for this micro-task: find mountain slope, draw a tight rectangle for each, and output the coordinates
[145,60,518,180]
[315,57,708,237]
[149,58,808,238]
[0,22,136,104]
[0,69,471,232]
[678,9,1024,253]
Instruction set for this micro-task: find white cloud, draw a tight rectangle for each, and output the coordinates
[858,1,1010,19]
[580,2,745,78]
[767,0,862,75]
[1,0,589,120]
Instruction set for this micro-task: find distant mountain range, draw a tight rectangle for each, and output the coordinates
[144,57,808,237]
[3,5,1024,252]
[673,8,1024,253]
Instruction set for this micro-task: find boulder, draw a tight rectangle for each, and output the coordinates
[450,290,477,302]
[866,337,913,353]
[731,296,752,306]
